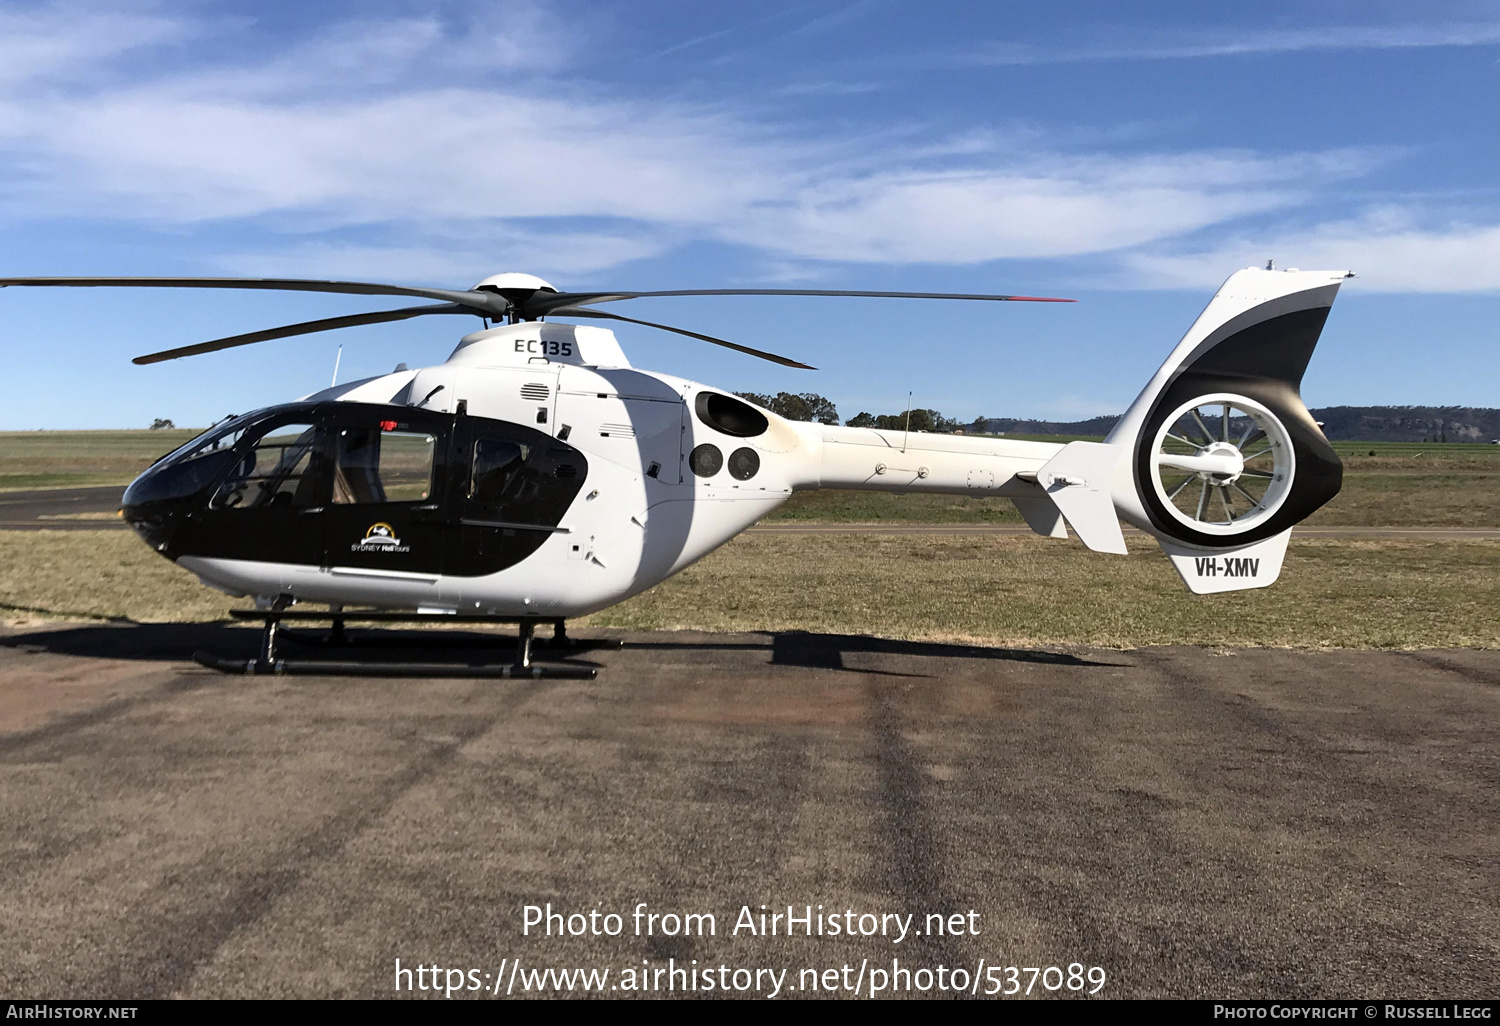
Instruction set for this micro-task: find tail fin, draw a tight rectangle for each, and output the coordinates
[1038,266,1351,593]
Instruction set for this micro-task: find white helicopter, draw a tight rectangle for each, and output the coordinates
[1,266,1349,675]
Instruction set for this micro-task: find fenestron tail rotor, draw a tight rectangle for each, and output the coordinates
[0,274,1076,368]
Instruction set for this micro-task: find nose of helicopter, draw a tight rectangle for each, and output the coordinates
[120,484,182,556]
[119,454,210,558]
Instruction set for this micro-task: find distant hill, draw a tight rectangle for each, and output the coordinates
[977,415,1120,437]
[975,407,1500,443]
[1308,406,1500,443]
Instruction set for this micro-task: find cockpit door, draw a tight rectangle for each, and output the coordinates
[186,413,329,567]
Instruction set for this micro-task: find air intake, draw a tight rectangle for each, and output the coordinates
[520,382,551,401]
[694,392,768,438]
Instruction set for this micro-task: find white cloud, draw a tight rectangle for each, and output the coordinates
[0,3,1486,289]
[0,3,186,86]
[217,231,672,283]
[0,58,1365,268]
[0,87,788,225]
[722,151,1373,264]
[1124,209,1500,292]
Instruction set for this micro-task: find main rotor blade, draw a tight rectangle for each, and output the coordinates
[132,303,475,365]
[0,276,510,317]
[527,287,1075,317]
[547,307,816,370]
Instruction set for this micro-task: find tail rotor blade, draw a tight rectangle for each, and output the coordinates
[132,303,475,365]
[548,307,816,369]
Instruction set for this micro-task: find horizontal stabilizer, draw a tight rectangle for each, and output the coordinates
[1012,495,1068,539]
[1158,529,1292,594]
[1038,441,1127,554]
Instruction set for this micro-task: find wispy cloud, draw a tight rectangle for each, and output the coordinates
[718,150,1377,264]
[953,22,1500,66]
[781,0,886,41]
[0,2,188,85]
[1123,208,1500,292]
[216,230,673,282]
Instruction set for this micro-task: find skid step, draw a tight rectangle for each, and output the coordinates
[194,652,596,679]
[197,609,606,678]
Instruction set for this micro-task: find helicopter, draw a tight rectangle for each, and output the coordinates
[1,265,1349,675]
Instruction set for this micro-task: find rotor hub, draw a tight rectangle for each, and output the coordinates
[471,272,557,294]
[1197,440,1245,484]
[471,273,560,322]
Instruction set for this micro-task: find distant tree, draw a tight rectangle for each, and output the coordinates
[150,418,175,430]
[735,391,839,424]
[848,407,964,433]
[971,415,990,434]
[780,392,839,425]
[931,411,962,433]
[873,409,938,432]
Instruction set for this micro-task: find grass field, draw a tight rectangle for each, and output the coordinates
[2,529,1496,648]
[0,429,200,491]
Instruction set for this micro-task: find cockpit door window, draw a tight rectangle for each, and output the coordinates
[210,423,319,510]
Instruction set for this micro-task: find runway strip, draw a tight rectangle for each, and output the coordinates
[0,625,1494,998]
[0,485,127,530]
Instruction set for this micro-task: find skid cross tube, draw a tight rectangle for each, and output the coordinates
[193,610,604,679]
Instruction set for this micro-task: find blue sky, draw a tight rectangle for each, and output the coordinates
[2,0,1499,429]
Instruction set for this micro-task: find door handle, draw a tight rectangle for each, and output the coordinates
[299,506,326,515]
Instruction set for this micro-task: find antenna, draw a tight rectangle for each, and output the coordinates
[901,391,913,453]
[331,344,342,387]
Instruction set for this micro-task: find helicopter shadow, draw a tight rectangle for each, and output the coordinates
[615,631,1128,677]
[3,623,1128,676]
[1,622,594,666]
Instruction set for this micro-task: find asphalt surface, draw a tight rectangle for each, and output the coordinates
[0,485,127,529]
[5,486,1500,539]
[0,623,1495,999]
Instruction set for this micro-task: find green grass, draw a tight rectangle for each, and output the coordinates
[1306,472,1500,527]
[0,473,139,492]
[3,529,1496,648]
[766,491,1024,522]
[0,429,202,491]
[1330,440,1500,461]
[988,432,1106,444]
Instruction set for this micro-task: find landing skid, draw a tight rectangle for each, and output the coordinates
[195,610,614,679]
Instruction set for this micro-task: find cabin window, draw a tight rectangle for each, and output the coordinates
[332,426,435,504]
[689,443,723,477]
[211,423,318,510]
[471,439,531,506]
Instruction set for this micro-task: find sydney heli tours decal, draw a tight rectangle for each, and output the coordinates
[353,522,410,553]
